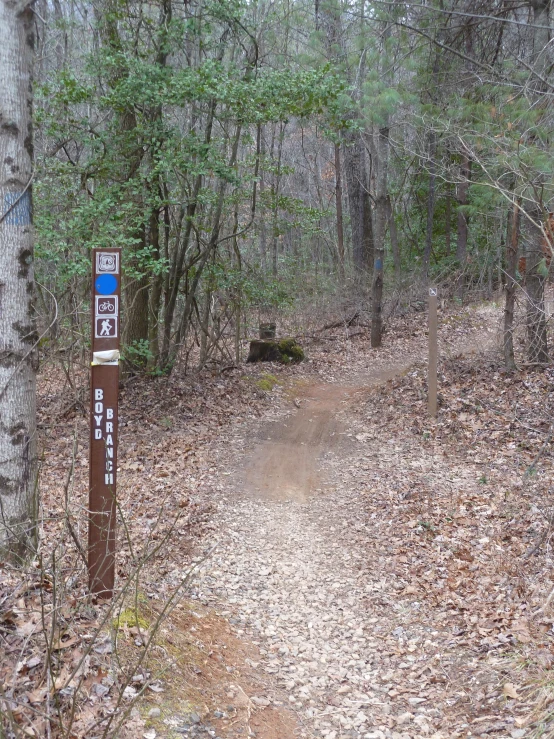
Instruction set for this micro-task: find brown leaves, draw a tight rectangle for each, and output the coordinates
[503,682,521,700]
[1,354,289,738]
[339,312,554,733]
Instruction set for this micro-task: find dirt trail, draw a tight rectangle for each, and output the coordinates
[244,369,403,503]
[191,308,501,739]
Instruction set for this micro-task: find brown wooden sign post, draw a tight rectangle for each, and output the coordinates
[428,287,438,417]
[88,249,121,597]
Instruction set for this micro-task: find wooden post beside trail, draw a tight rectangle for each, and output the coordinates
[428,287,438,417]
[88,249,121,597]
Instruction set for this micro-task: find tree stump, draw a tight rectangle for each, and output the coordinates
[247,338,304,364]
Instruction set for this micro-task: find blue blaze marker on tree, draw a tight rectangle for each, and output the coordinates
[3,191,31,226]
[95,274,118,295]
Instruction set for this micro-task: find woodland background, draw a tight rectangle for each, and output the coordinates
[32,0,554,373]
[4,0,554,737]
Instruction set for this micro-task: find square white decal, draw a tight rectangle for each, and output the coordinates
[96,252,119,274]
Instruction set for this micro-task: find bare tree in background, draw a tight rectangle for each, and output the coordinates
[525,0,551,364]
[0,0,38,560]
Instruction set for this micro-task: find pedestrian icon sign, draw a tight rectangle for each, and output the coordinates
[95,316,118,338]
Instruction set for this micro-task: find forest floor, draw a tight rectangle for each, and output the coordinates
[2,299,554,739]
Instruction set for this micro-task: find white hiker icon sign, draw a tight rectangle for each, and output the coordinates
[95,316,118,339]
[100,319,112,336]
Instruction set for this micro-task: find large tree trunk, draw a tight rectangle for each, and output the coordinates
[0,0,38,561]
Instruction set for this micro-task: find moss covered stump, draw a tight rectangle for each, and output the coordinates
[247,338,304,364]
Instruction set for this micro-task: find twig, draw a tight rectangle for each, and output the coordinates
[64,428,88,568]
[524,422,554,478]
[534,581,554,615]
[522,526,550,560]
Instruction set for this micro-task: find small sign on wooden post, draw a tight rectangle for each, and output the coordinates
[428,287,438,417]
[88,249,121,597]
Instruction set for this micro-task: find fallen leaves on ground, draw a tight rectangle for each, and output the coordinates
[2,296,554,738]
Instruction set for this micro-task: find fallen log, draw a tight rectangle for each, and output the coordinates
[313,311,360,333]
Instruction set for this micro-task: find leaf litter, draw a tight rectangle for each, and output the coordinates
[2,300,554,738]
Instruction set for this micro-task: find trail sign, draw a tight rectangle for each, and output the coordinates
[428,287,438,417]
[88,249,121,597]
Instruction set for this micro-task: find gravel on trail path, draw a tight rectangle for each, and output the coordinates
[189,308,503,739]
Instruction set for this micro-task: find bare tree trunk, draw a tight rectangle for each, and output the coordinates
[371,18,393,347]
[123,224,150,369]
[271,123,285,276]
[525,205,549,363]
[148,197,167,370]
[52,0,67,69]
[456,154,472,300]
[423,130,437,278]
[372,120,390,347]
[525,0,551,363]
[168,123,243,369]
[318,0,372,278]
[0,0,38,560]
[259,126,267,269]
[160,33,228,370]
[445,182,451,257]
[387,196,401,281]
[335,142,345,282]
[504,199,519,370]
[97,2,155,369]
[343,130,373,275]
[199,289,211,365]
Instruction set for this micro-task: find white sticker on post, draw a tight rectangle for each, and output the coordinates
[91,350,120,366]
